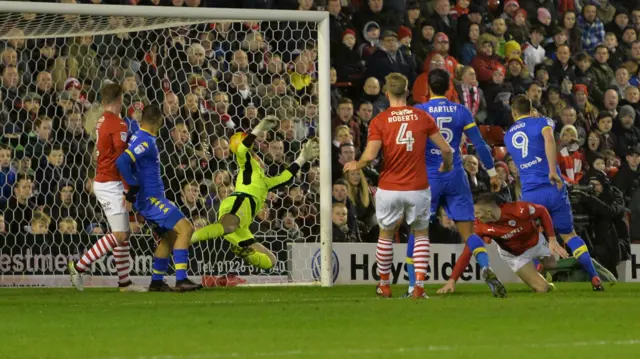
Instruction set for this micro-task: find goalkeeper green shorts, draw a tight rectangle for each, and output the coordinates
[218,193,258,247]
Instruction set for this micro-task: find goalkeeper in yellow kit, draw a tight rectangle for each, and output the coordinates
[191,116,319,269]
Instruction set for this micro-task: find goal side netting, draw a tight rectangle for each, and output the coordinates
[0,3,333,288]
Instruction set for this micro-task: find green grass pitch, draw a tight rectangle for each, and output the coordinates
[3,283,640,359]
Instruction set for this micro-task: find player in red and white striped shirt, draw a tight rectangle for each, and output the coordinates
[67,83,146,292]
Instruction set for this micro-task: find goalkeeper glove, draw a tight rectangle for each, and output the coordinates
[124,186,140,204]
[297,139,320,163]
[252,115,279,135]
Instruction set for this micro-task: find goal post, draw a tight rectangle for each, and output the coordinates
[0,2,333,287]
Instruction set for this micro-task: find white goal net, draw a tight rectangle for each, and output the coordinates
[0,3,333,288]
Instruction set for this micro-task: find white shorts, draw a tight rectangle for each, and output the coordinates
[375,188,431,231]
[93,181,130,233]
[498,233,552,272]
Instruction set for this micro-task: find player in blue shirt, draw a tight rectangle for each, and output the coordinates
[409,69,506,298]
[116,105,202,292]
[504,95,603,291]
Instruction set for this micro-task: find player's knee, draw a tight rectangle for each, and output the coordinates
[531,281,550,293]
[175,219,194,237]
[113,231,129,245]
[266,251,277,268]
[220,214,240,234]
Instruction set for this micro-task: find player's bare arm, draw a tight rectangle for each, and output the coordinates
[343,140,381,172]
[542,126,562,189]
[428,132,453,172]
[528,203,569,258]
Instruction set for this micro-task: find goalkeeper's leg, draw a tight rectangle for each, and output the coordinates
[191,214,239,243]
[231,239,277,270]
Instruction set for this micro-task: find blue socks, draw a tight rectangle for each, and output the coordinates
[151,257,169,281]
[173,249,189,281]
[566,236,599,279]
[406,234,416,291]
[467,234,489,269]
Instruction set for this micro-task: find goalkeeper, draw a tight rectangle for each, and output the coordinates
[191,116,319,269]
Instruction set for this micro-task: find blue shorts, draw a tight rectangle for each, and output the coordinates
[522,184,574,235]
[136,196,185,235]
[429,168,475,222]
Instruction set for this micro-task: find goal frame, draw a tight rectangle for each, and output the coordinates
[0,1,334,287]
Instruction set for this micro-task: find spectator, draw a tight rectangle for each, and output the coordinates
[344,169,377,242]
[353,0,402,42]
[613,145,640,204]
[463,154,489,197]
[562,11,583,55]
[423,32,459,76]
[264,140,286,177]
[455,66,487,123]
[159,121,202,196]
[557,124,586,184]
[459,23,480,66]
[332,202,359,242]
[605,32,624,70]
[0,144,16,203]
[470,33,500,86]
[34,144,67,203]
[483,65,513,127]
[5,173,35,233]
[543,85,568,121]
[332,98,361,149]
[15,92,43,132]
[574,84,599,132]
[207,137,236,174]
[357,21,381,59]
[29,211,50,235]
[549,44,576,86]
[178,180,215,222]
[505,57,532,96]
[48,181,91,232]
[607,7,629,40]
[577,172,626,276]
[578,4,605,54]
[59,217,78,235]
[595,111,617,153]
[354,101,374,151]
[413,19,436,69]
[365,30,416,88]
[559,106,587,146]
[614,105,640,158]
[603,89,620,117]
[430,0,459,50]
[507,8,530,45]
[22,116,53,160]
[493,160,515,202]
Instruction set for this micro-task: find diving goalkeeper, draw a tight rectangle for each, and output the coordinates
[191,116,319,269]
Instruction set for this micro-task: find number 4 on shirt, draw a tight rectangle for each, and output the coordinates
[396,122,415,151]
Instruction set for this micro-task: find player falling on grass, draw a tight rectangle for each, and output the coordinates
[190,116,319,270]
[115,105,201,292]
[505,95,603,291]
[438,193,570,293]
[68,83,146,292]
[343,72,453,299]
[407,68,507,298]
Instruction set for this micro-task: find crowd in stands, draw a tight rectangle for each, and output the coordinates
[0,0,639,275]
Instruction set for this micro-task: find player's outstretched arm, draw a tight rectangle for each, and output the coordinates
[542,126,563,189]
[437,245,472,294]
[263,139,320,192]
[343,140,381,173]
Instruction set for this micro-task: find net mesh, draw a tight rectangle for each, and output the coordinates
[0,9,323,287]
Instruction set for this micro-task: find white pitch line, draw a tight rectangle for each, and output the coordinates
[98,339,640,359]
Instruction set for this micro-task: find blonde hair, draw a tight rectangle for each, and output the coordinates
[345,169,371,208]
[560,124,578,139]
[383,73,408,98]
[332,202,347,211]
[59,217,77,227]
[31,211,51,226]
[334,125,351,140]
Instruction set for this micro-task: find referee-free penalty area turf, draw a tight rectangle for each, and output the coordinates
[2,283,640,359]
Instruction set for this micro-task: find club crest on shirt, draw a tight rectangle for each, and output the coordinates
[508,220,517,227]
[121,132,128,142]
